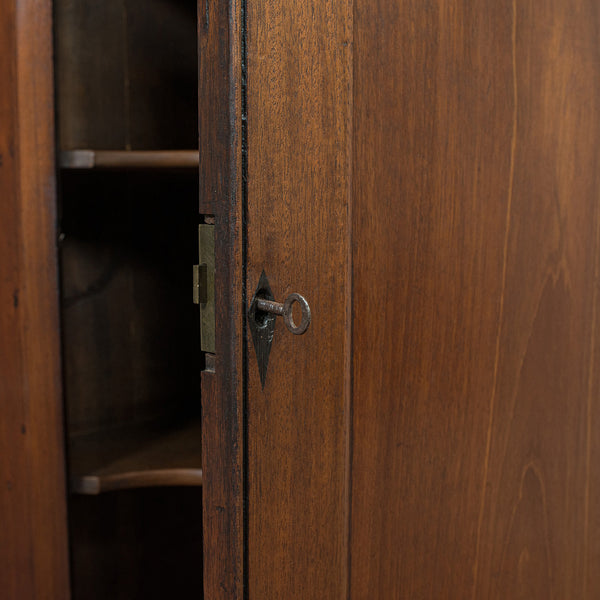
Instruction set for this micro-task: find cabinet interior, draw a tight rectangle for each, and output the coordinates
[54,1,203,597]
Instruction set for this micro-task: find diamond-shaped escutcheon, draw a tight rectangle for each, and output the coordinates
[248,270,276,388]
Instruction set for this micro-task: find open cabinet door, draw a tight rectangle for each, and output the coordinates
[200,1,600,598]
[0,1,70,598]
[244,1,352,597]
[199,0,351,597]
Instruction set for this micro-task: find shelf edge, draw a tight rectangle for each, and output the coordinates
[71,468,203,495]
[60,150,200,169]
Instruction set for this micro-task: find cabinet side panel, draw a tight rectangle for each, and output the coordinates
[351,1,600,598]
[246,1,352,597]
[0,2,34,594]
[0,0,70,598]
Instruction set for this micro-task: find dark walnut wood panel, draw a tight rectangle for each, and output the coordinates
[198,0,245,598]
[69,420,202,494]
[0,0,70,597]
[351,1,600,599]
[246,0,352,598]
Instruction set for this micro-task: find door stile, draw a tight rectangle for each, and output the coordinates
[245,1,353,597]
[198,0,245,598]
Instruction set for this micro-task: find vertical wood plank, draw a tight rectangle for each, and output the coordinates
[0,3,33,595]
[199,0,245,598]
[351,2,514,596]
[246,1,352,597]
[350,1,600,598]
[588,196,600,597]
[474,3,600,598]
[0,0,71,597]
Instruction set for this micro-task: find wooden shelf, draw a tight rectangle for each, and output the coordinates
[69,420,202,495]
[60,150,199,170]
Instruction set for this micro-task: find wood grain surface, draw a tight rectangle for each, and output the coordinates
[198,0,245,598]
[0,0,70,597]
[199,1,600,598]
[350,1,600,598]
[473,3,600,597]
[246,0,352,597]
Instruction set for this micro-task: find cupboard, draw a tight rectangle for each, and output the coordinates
[2,0,600,598]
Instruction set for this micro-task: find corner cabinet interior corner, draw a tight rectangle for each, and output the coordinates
[53,1,205,597]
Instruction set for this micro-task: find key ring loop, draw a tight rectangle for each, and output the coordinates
[283,293,311,335]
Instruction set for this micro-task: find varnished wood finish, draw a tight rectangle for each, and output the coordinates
[246,1,352,597]
[60,150,199,169]
[199,2,600,597]
[474,4,600,597]
[350,1,600,598]
[198,0,244,598]
[70,420,202,494]
[0,0,70,597]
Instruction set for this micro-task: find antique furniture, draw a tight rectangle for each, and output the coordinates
[2,0,600,598]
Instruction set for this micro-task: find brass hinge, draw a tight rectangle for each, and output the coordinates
[193,224,215,353]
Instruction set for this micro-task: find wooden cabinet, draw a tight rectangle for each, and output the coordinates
[2,0,600,598]
[2,1,203,598]
[204,1,600,598]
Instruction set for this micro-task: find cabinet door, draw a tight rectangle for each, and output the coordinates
[200,1,600,598]
[199,1,350,597]
[244,2,352,597]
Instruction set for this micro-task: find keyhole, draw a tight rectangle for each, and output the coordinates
[254,292,272,327]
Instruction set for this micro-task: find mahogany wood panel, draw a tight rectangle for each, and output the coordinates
[0,0,70,597]
[473,3,600,597]
[198,0,244,598]
[246,1,352,598]
[350,1,600,598]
